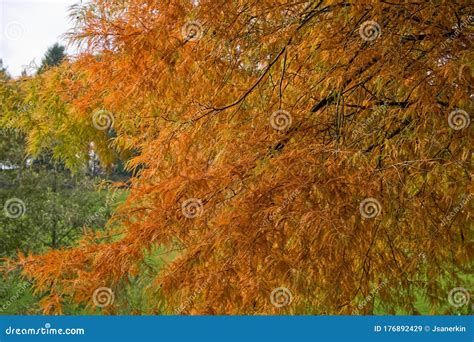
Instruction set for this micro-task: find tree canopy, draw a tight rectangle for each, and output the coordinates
[38,43,67,74]
[2,0,472,315]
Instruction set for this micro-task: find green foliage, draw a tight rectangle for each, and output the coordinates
[0,60,8,78]
[38,43,66,74]
[0,273,37,315]
[0,178,128,315]
[0,119,128,315]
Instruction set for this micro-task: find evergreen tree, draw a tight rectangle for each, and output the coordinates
[38,43,66,73]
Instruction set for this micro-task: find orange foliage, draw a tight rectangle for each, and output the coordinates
[7,0,473,314]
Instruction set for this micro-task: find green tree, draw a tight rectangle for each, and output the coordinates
[38,43,66,73]
[0,59,7,76]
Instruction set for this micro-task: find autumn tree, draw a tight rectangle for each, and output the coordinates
[3,0,472,315]
[0,58,127,314]
[0,58,125,254]
[38,43,67,74]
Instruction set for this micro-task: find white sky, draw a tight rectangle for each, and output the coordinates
[0,0,79,77]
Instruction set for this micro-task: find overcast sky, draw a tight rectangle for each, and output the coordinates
[0,0,78,77]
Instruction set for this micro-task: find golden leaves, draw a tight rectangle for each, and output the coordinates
[4,0,472,315]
